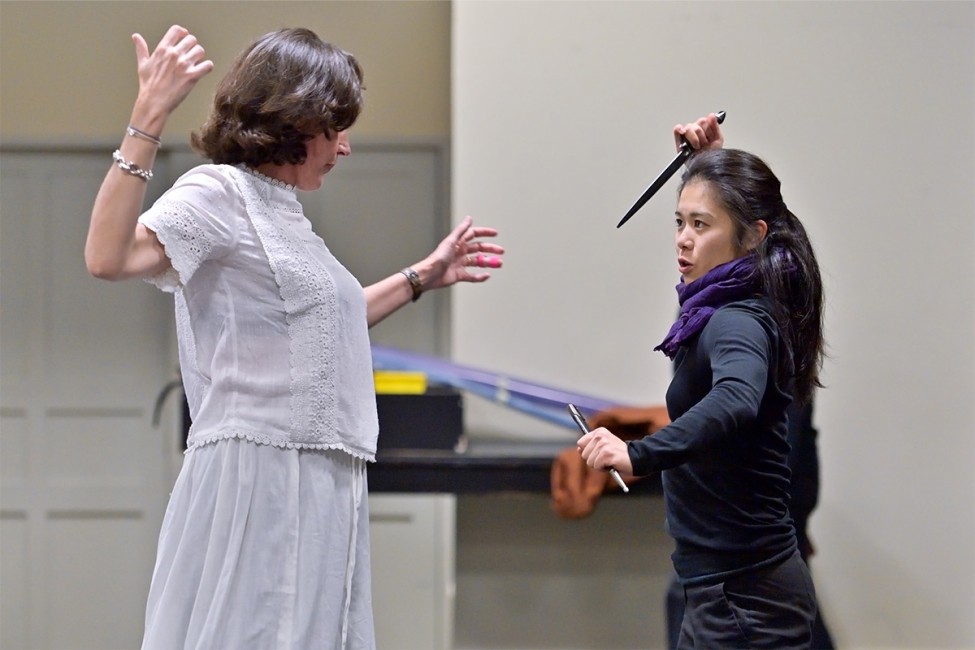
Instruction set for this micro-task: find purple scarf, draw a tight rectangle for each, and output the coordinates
[654,255,760,358]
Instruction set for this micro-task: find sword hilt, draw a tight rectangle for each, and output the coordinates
[678,110,727,154]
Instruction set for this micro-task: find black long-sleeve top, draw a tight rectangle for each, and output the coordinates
[628,297,798,585]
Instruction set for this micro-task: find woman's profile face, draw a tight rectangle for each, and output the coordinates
[674,180,742,284]
[295,130,351,191]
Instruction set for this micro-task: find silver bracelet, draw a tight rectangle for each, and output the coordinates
[126,125,162,147]
[112,149,153,182]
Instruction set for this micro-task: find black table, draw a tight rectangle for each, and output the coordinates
[368,438,661,495]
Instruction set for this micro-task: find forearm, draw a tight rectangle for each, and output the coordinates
[628,381,759,474]
[364,259,436,328]
[85,105,169,280]
[86,26,212,281]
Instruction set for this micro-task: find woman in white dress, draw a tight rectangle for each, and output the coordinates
[85,25,503,649]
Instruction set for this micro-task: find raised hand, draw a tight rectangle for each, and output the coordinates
[132,25,214,121]
[673,112,725,152]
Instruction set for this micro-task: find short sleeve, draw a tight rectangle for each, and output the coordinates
[138,166,241,292]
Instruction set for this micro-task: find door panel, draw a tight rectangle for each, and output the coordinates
[1,143,449,648]
[0,151,172,649]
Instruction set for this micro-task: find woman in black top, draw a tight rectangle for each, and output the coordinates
[579,115,825,649]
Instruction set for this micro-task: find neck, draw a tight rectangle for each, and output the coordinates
[255,162,299,187]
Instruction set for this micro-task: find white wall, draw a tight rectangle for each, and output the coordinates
[453,2,975,648]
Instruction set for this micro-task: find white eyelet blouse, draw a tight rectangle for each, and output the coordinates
[139,164,378,461]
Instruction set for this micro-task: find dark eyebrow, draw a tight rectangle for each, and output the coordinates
[674,209,714,219]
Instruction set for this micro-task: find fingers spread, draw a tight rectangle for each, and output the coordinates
[175,34,199,55]
[470,226,499,238]
[132,33,150,62]
[467,253,502,269]
[160,25,189,48]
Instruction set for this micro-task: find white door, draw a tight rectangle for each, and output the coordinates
[1,143,453,648]
[0,150,180,649]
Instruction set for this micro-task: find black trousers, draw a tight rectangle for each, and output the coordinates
[676,551,818,650]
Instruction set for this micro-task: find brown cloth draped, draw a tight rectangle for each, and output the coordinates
[550,405,670,519]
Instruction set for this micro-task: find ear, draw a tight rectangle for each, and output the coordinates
[746,220,769,250]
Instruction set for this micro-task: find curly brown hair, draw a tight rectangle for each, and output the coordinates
[191,28,364,166]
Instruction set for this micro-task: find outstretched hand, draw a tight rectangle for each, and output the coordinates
[674,112,725,152]
[424,216,504,290]
[132,25,213,120]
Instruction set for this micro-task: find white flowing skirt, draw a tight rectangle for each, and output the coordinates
[142,438,375,650]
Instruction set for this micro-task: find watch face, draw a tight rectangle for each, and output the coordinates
[402,268,422,300]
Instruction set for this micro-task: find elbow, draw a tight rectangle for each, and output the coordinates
[84,250,125,281]
[87,262,123,282]
[713,381,763,425]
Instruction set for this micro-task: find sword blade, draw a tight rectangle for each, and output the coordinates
[616,146,690,228]
[616,111,726,229]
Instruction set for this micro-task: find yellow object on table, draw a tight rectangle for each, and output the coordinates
[374,370,428,394]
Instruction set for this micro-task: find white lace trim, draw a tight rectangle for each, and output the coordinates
[187,430,375,462]
[237,164,297,192]
[227,167,341,449]
[142,200,215,292]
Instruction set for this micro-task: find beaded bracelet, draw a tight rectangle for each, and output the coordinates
[112,149,153,182]
[126,125,162,147]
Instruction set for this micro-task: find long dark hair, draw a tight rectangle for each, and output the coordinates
[191,28,364,166]
[679,148,824,404]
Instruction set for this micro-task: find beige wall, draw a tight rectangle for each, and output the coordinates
[453,2,975,648]
[6,1,975,649]
[0,0,450,142]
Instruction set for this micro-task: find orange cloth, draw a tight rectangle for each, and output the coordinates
[550,405,670,519]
